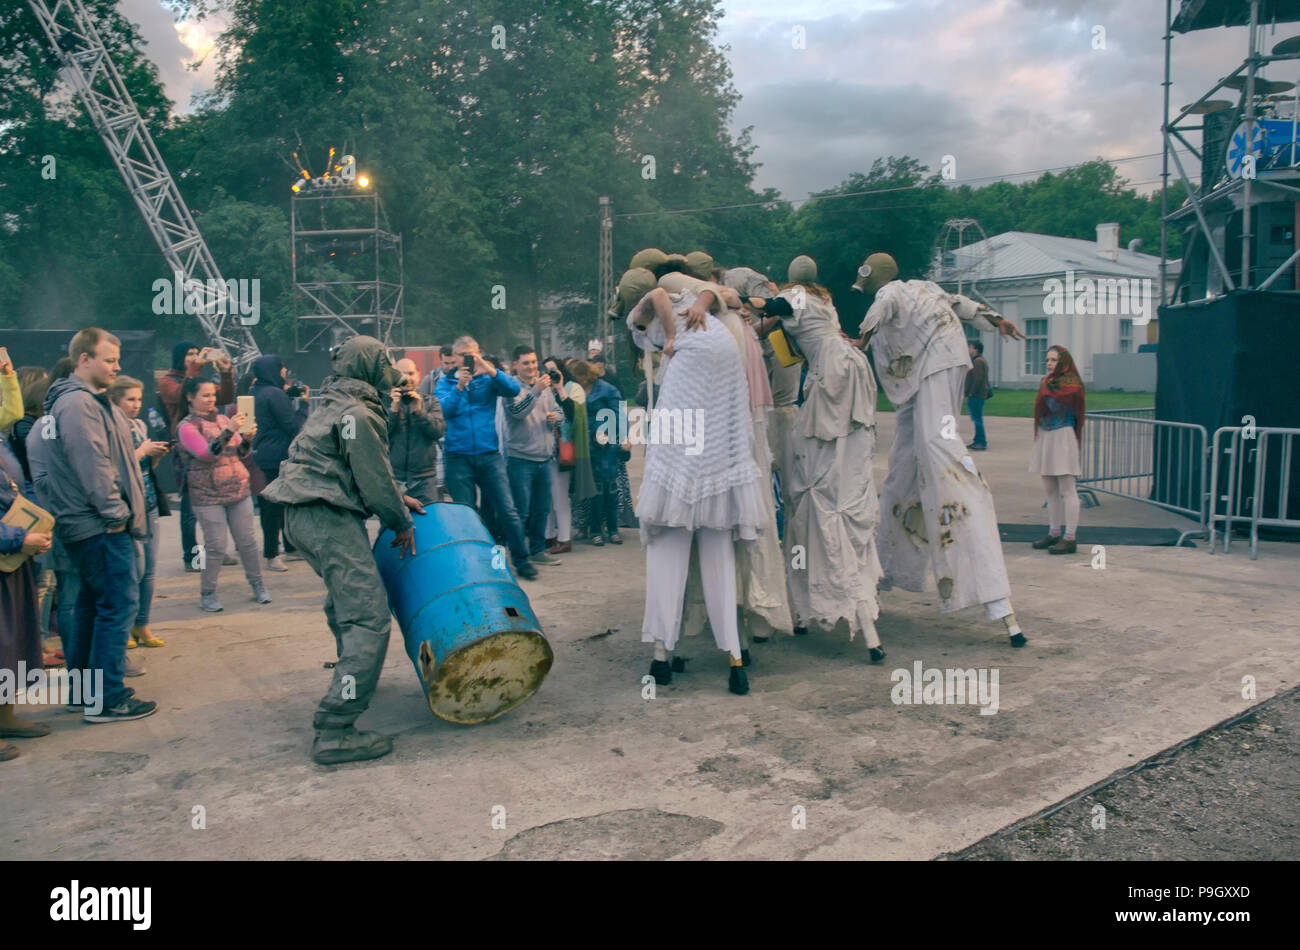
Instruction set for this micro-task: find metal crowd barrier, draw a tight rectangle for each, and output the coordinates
[1207,426,1300,559]
[1087,407,1156,420]
[1078,415,1209,546]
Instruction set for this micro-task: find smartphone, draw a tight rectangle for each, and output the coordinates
[237,395,255,434]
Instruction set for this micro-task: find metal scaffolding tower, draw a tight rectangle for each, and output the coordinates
[1162,0,1300,303]
[26,0,261,372]
[291,186,404,352]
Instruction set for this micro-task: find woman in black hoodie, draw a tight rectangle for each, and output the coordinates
[250,355,309,571]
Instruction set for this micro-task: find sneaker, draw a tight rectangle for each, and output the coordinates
[251,581,272,604]
[265,556,289,572]
[608,533,623,545]
[514,561,539,581]
[530,551,563,566]
[590,534,605,547]
[200,593,223,613]
[124,653,147,677]
[84,696,158,723]
[283,551,306,562]
[312,727,393,765]
[1031,533,1059,550]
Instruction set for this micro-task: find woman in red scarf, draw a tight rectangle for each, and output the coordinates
[1030,345,1086,554]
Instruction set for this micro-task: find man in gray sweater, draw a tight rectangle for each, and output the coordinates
[27,328,156,723]
[504,345,562,566]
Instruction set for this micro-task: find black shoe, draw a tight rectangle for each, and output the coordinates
[84,697,158,723]
[752,635,769,643]
[966,442,987,451]
[1009,632,1027,648]
[868,646,887,664]
[793,625,809,636]
[515,561,539,580]
[740,649,751,667]
[1031,533,1058,550]
[649,659,672,685]
[728,667,749,695]
[670,656,688,673]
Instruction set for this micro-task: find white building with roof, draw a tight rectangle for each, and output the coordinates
[933,224,1165,390]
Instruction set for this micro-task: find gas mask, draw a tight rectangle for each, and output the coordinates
[852,253,899,294]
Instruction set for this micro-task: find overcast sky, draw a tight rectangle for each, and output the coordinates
[121,0,1277,199]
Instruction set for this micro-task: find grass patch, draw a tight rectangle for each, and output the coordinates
[876,390,1154,419]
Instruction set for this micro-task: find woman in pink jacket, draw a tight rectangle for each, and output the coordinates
[178,377,269,612]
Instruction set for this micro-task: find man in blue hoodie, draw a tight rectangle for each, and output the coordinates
[435,336,537,580]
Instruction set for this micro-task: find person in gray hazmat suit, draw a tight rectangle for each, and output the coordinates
[853,253,1030,647]
[263,336,423,764]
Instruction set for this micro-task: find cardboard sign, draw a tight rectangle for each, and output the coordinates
[0,493,54,573]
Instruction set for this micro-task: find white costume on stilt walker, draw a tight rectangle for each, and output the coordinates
[759,263,883,649]
[662,275,793,644]
[859,270,1021,632]
[631,285,765,661]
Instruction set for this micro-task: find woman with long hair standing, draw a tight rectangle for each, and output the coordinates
[1030,345,1086,555]
[178,377,269,611]
[108,376,171,647]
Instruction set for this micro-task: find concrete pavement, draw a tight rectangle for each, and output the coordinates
[3,413,1295,860]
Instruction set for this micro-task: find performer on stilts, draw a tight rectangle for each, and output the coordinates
[744,255,886,662]
[625,276,765,695]
[852,252,1030,647]
[648,273,794,668]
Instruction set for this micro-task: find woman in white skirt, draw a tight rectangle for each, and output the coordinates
[1030,345,1086,555]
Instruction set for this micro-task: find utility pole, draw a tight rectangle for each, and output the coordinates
[598,196,614,368]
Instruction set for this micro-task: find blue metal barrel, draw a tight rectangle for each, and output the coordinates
[373,503,553,724]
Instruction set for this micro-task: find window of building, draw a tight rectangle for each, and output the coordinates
[1119,318,1133,354]
[1024,318,1048,375]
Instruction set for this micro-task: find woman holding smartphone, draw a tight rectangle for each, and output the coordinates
[178,377,269,612]
[108,376,171,648]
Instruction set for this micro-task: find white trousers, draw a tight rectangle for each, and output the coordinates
[642,527,741,658]
[877,365,1011,614]
[546,459,572,543]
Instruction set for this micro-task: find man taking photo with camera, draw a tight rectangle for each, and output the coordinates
[389,358,445,507]
[435,336,538,580]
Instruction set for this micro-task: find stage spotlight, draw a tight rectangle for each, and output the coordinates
[357,175,370,188]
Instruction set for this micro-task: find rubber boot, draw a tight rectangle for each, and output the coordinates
[312,727,393,765]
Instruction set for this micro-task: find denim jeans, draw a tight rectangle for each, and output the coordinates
[135,508,159,626]
[967,396,987,446]
[65,530,140,708]
[180,489,198,567]
[54,569,81,643]
[445,452,530,567]
[507,456,553,556]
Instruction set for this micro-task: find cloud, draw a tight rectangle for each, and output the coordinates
[119,0,223,112]
[720,0,1268,199]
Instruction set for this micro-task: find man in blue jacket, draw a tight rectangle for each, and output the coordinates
[435,336,537,580]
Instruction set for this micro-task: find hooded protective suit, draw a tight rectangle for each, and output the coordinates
[263,336,413,750]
